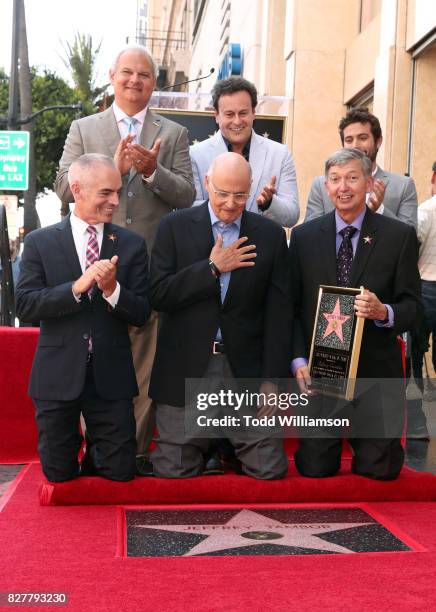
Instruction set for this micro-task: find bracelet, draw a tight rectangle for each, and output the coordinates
[208,259,221,279]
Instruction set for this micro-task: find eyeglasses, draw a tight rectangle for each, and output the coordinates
[209,181,251,205]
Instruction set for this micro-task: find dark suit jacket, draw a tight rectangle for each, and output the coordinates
[15,217,150,401]
[149,202,291,406]
[289,209,421,379]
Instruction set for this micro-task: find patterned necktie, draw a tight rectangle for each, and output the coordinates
[123,116,138,143]
[336,226,357,286]
[85,226,99,353]
[85,225,99,298]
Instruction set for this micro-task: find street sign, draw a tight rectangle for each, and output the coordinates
[0,130,30,191]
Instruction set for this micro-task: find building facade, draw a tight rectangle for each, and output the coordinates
[140,0,436,216]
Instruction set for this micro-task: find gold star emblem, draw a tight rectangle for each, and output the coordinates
[192,139,199,145]
[363,236,373,244]
[262,131,270,138]
[108,234,117,242]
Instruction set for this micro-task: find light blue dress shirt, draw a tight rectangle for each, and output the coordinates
[208,203,242,341]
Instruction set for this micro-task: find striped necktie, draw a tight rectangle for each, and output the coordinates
[85,226,99,353]
[85,225,99,298]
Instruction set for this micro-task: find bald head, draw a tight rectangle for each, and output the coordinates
[205,152,252,223]
[207,152,252,184]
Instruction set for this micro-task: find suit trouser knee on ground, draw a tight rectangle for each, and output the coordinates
[152,355,288,479]
[34,367,137,482]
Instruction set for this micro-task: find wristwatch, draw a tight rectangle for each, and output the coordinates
[208,259,221,279]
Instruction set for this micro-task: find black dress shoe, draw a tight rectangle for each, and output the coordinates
[203,453,225,475]
[136,455,154,477]
[223,455,244,475]
[79,451,98,476]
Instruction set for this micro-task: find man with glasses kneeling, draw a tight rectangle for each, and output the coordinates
[148,152,291,479]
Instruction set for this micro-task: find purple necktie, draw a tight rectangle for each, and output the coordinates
[337,226,357,286]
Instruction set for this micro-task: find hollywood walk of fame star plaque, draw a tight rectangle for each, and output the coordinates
[309,285,365,400]
[125,506,413,557]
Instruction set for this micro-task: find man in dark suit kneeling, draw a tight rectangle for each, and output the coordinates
[290,148,421,480]
[149,152,291,479]
[16,154,150,482]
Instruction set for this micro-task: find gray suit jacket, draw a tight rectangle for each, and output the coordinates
[54,105,195,252]
[305,167,417,227]
[190,130,299,227]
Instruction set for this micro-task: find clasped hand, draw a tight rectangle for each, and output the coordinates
[367,178,385,212]
[73,256,119,298]
[114,135,161,177]
[256,175,277,208]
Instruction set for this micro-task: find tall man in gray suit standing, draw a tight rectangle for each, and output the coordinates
[190,77,299,228]
[55,45,195,472]
[305,107,417,227]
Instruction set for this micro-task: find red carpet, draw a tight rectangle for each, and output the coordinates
[1,463,436,611]
[39,459,436,505]
[0,326,39,463]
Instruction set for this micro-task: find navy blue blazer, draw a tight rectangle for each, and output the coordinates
[16,216,150,401]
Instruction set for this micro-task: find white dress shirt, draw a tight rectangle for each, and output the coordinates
[113,102,147,140]
[70,212,120,306]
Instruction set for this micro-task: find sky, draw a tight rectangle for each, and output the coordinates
[0,0,139,228]
[0,0,138,87]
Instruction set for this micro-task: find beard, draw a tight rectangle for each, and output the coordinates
[366,146,378,163]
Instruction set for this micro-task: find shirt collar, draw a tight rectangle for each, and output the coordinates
[335,208,366,234]
[70,212,104,236]
[222,133,252,162]
[208,202,242,230]
[113,101,148,126]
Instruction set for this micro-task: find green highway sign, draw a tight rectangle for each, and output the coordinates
[0,130,30,191]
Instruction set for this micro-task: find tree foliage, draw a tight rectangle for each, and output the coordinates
[0,68,82,195]
[61,33,106,114]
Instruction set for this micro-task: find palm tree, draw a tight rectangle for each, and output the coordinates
[60,33,106,109]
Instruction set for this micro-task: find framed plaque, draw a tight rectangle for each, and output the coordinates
[308,285,365,400]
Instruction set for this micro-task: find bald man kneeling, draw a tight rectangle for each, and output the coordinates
[148,153,291,479]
